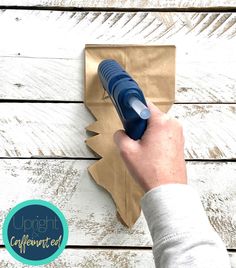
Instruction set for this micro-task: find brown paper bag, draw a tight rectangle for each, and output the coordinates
[85,45,175,227]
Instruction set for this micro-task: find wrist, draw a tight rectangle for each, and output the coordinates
[141,180,187,193]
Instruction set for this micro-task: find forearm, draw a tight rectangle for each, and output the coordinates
[141,184,231,268]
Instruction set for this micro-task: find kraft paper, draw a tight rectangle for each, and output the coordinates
[84,45,176,228]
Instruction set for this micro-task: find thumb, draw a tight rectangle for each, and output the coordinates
[113,129,139,153]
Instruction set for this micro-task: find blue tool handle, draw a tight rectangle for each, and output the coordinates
[98,59,150,140]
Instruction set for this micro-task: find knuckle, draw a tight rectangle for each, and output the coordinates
[155,114,168,126]
[120,143,138,159]
[171,118,183,129]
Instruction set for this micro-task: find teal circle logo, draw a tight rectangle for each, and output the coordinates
[2,200,68,266]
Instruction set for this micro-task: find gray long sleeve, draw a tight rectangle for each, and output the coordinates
[141,184,231,268]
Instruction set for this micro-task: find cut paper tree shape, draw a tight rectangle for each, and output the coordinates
[85,45,176,228]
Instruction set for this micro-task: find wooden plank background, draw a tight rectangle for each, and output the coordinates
[0,11,235,102]
[0,103,234,159]
[0,0,236,9]
[0,248,236,268]
[0,57,235,103]
[0,2,235,267]
[0,160,236,248]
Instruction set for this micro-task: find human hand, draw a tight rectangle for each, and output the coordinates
[113,101,187,192]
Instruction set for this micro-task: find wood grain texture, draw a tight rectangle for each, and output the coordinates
[0,160,235,248]
[0,248,236,268]
[0,11,235,59]
[0,10,236,101]
[0,8,235,264]
[0,248,155,268]
[0,11,235,102]
[0,0,235,9]
[0,57,83,101]
[0,57,235,102]
[0,103,234,159]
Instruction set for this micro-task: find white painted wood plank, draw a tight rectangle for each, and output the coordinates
[0,160,235,248]
[188,162,236,249]
[0,57,235,102]
[176,62,236,103]
[0,248,154,267]
[0,159,151,247]
[0,248,155,268]
[0,103,94,157]
[1,248,236,268]
[0,0,235,9]
[0,103,234,159]
[171,104,236,159]
[230,252,236,268]
[0,11,235,59]
[0,11,235,102]
[0,57,83,101]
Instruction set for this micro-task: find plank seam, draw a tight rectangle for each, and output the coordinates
[174,102,236,105]
[0,100,235,104]
[0,157,100,160]
[0,245,153,249]
[65,245,153,250]
[0,245,235,251]
[0,100,84,103]
[0,6,236,13]
[0,157,234,162]
[185,159,236,162]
